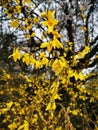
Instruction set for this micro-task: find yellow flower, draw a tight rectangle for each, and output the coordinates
[22,53,30,65]
[36,60,42,69]
[84,45,90,53]
[40,38,63,53]
[14,0,20,4]
[79,72,85,81]
[8,122,17,130]
[27,23,32,30]
[7,101,13,110]
[1,108,8,114]
[26,0,31,4]
[46,101,56,111]
[72,110,78,115]
[81,26,87,31]
[40,41,52,53]
[10,19,19,28]
[32,114,38,124]
[52,38,63,49]
[9,48,21,62]
[40,52,46,59]
[52,29,61,39]
[42,57,49,66]
[46,102,51,111]
[15,6,21,13]
[52,59,65,75]
[33,17,39,23]
[18,120,29,130]
[68,69,74,77]
[75,45,90,59]
[6,74,11,79]
[30,57,35,65]
[41,10,58,33]
[25,18,29,25]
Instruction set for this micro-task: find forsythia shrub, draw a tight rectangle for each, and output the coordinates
[0,0,98,130]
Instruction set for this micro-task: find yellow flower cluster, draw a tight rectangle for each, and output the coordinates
[0,1,98,129]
